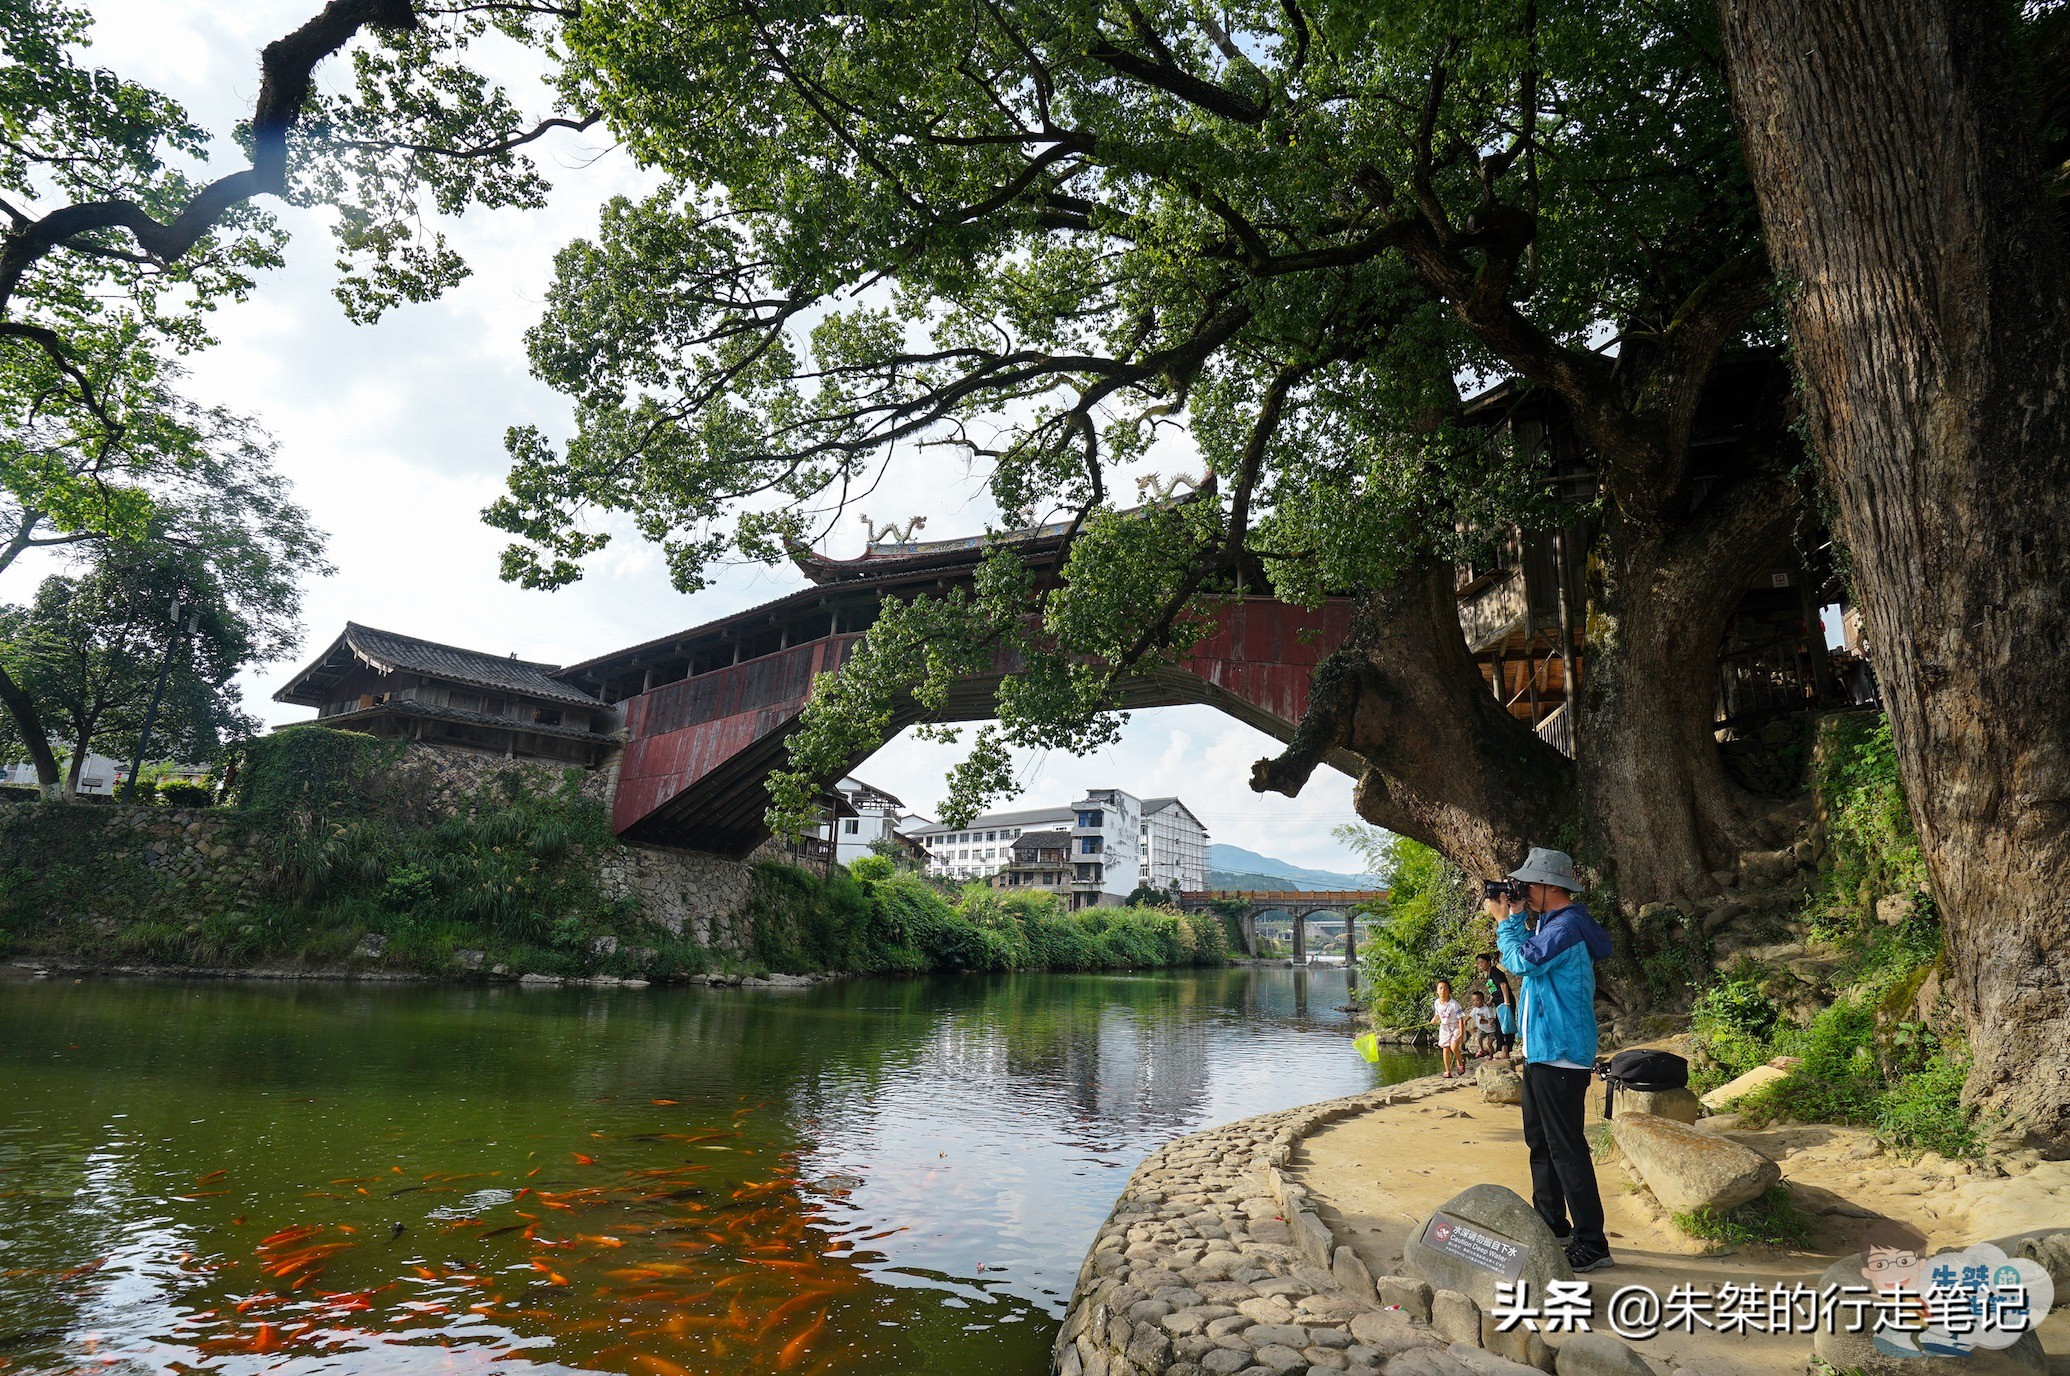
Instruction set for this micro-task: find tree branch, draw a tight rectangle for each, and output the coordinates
[0,0,422,318]
[1086,38,1268,124]
[0,321,118,436]
[328,111,603,160]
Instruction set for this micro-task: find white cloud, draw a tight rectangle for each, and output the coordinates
[58,1,1377,873]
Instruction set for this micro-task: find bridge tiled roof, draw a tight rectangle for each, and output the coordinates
[788,520,1074,585]
[276,623,603,708]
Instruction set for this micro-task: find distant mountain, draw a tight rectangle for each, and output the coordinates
[1205,844,1382,892]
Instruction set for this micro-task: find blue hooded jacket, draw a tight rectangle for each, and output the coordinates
[1496,903,1614,1068]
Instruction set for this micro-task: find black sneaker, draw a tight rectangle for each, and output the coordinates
[1564,1239,1614,1272]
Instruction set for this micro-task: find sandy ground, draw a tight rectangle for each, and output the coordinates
[1294,1068,2070,1375]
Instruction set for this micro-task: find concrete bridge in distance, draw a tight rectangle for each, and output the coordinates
[553,519,1357,852]
[1176,890,1389,963]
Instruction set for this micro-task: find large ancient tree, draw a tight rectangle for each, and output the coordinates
[500,0,1804,918]
[1716,0,2070,1143]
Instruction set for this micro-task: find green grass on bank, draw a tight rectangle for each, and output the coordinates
[1673,1185,1815,1250]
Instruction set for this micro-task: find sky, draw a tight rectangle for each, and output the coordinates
[60,2,1376,873]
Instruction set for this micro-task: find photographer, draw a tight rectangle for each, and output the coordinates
[1486,848,1616,1273]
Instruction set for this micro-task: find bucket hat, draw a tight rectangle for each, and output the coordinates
[1509,847,1579,891]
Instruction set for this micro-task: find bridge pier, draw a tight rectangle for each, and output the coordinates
[1292,914,1306,965]
[1344,915,1357,966]
[1242,913,1257,957]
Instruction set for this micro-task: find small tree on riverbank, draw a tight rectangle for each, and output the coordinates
[0,542,264,796]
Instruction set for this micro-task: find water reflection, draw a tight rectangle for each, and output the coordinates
[0,967,1432,1375]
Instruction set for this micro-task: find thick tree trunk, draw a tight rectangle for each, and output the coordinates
[1719,0,2070,1146]
[63,733,87,800]
[1253,561,1575,877]
[0,662,59,787]
[1579,467,1797,913]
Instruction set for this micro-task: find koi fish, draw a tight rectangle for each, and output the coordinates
[759,1287,834,1336]
[258,1225,322,1250]
[773,1312,825,1368]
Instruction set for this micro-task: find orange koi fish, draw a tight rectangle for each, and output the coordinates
[257,1225,322,1250]
[776,1310,826,1369]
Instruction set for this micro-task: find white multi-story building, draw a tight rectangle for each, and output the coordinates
[907,806,1074,883]
[1067,788,1142,908]
[822,776,927,867]
[1138,797,1210,893]
[908,788,1203,907]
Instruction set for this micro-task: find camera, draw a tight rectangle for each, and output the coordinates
[1482,877,1528,902]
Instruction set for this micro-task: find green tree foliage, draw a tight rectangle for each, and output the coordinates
[0,443,324,791]
[493,0,1776,838]
[1355,832,1482,1025]
[756,864,1228,975]
[0,543,256,794]
[0,0,596,778]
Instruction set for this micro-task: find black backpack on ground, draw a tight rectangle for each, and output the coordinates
[1597,1048,1690,1120]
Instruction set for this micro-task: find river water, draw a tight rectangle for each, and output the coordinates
[0,967,1434,1375]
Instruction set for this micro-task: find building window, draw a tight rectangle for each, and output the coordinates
[1079,836,1102,854]
[1076,809,1103,828]
[843,819,860,835]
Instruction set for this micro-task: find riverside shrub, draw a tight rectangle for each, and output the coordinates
[832,871,1226,974]
[1357,835,1482,1026]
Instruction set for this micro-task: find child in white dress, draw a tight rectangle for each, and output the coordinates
[1431,980,1466,1078]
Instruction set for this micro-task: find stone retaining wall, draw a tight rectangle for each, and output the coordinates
[1055,1074,1469,1376]
[0,743,766,962]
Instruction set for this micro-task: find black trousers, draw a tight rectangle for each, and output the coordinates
[1520,1062,1605,1248]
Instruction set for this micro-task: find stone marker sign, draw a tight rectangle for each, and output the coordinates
[1421,1211,1529,1281]
[1406,1184,1573,1312]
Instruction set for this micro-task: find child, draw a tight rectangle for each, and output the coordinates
[1495,992,1517,1057]
[1469,990,1498,1057]
[1430,980,1466,1078]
